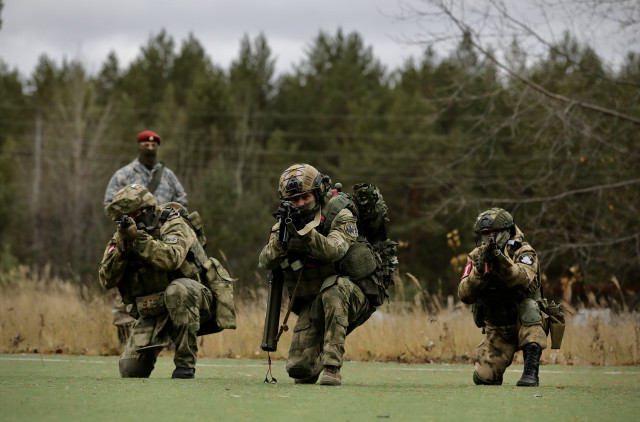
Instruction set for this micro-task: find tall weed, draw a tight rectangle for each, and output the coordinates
[1,266,638,366]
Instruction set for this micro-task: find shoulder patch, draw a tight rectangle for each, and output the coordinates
[345,222,358,237]
[164,235,178,244]
[519,254,534,265]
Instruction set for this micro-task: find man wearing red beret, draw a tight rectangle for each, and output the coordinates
[104,130,187,211]
[103,130,188,346]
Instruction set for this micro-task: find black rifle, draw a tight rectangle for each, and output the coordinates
[116,214,132,253]
[274,201,293,250]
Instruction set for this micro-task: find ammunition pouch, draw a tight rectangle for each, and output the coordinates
[540,298,565,349]
[198,257,237,335]
[135,292,166,317]
[353,276,386,307]
[518,297,543,327]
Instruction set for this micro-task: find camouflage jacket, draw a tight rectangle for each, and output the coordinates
[258,207,358,271]
[458,226,540,312]
[103,158,187,212]
[98,208,199,302]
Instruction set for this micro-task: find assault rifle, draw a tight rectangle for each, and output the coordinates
[484,236,498,275]
[116,214,133,253]
[274,201,293,250]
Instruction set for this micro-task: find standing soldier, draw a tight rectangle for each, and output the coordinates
[104,130,187,210]
[99,184,230,379]
[259,164,376,386]
[458,208,547,386]
[104,130,188,345]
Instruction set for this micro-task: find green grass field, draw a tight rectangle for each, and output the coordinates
[1,354,638,422]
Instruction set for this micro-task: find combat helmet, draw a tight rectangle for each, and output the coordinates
[106,184,157,221]
[278,163,330,201]
[474,207,515,234]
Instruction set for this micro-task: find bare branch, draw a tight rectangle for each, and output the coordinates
[481,177,640,204]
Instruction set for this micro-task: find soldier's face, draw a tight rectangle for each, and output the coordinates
[289,192,314,209]
[139,141,159,152]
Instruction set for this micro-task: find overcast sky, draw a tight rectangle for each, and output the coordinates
[1,0,637,79]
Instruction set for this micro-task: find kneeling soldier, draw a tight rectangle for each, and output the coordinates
[459,208,547,386]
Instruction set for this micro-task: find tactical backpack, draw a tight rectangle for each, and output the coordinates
[323,183,399,306]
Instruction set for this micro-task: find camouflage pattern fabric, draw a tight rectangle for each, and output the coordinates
[258,208,356,271]
[458,225,547,384]
[259,199,373,379]
[285,277,373,378]
[472,322,548,383]
[103,158,187,211]
[104,159,187,337]
[99,205,213,378]
[472,323,518,383]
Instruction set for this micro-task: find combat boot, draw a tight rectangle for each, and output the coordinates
[517,343,542,387]
[294,373,320,385]
[172,367,195,379]
[320,365,342,386]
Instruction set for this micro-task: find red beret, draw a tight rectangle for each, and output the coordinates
[136,130,161,145]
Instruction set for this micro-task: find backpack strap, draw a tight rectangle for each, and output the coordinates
[147,162,165,194]
[320,193,352,235]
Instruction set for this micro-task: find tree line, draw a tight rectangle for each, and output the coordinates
[0,24,638,300]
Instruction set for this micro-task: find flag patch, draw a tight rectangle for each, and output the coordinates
[461,262,472,279]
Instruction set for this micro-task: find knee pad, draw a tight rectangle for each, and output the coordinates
[119,354,156,378]
[518,298,542,327]
[473,370,502,386]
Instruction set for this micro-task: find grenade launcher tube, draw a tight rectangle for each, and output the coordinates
[261,268,284,352]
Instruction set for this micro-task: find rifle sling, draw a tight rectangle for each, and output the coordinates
[147,162,165,194]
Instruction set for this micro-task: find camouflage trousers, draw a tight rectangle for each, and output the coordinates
[119,278,213,378]
[473,322,547,384]
[286,276,374,380]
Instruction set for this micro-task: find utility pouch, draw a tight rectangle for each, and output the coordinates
[338,241,377,280]
[203,257,237,330]
[541,299,565,349]
[353,276,387,307]
[135,292,166,317]
[471,302,486,328]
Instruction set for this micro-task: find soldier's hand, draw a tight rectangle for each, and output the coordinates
[475,245,488,272]
[492,249,515,270]
[288,207,306,231]
[117,218,138,242]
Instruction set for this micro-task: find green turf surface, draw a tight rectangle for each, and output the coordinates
[1,354,638,422]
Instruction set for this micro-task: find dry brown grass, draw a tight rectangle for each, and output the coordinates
[1,266,638,366]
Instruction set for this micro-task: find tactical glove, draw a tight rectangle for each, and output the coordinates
[474,245,489,273]
[117,218,139,242]
[288,207,306,231]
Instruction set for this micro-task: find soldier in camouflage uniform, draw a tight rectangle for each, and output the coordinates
[259,164,375,386]
[458,208,547,386]
[103,130,187,344]
[104,130,187,211]
[99,184,213,379]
